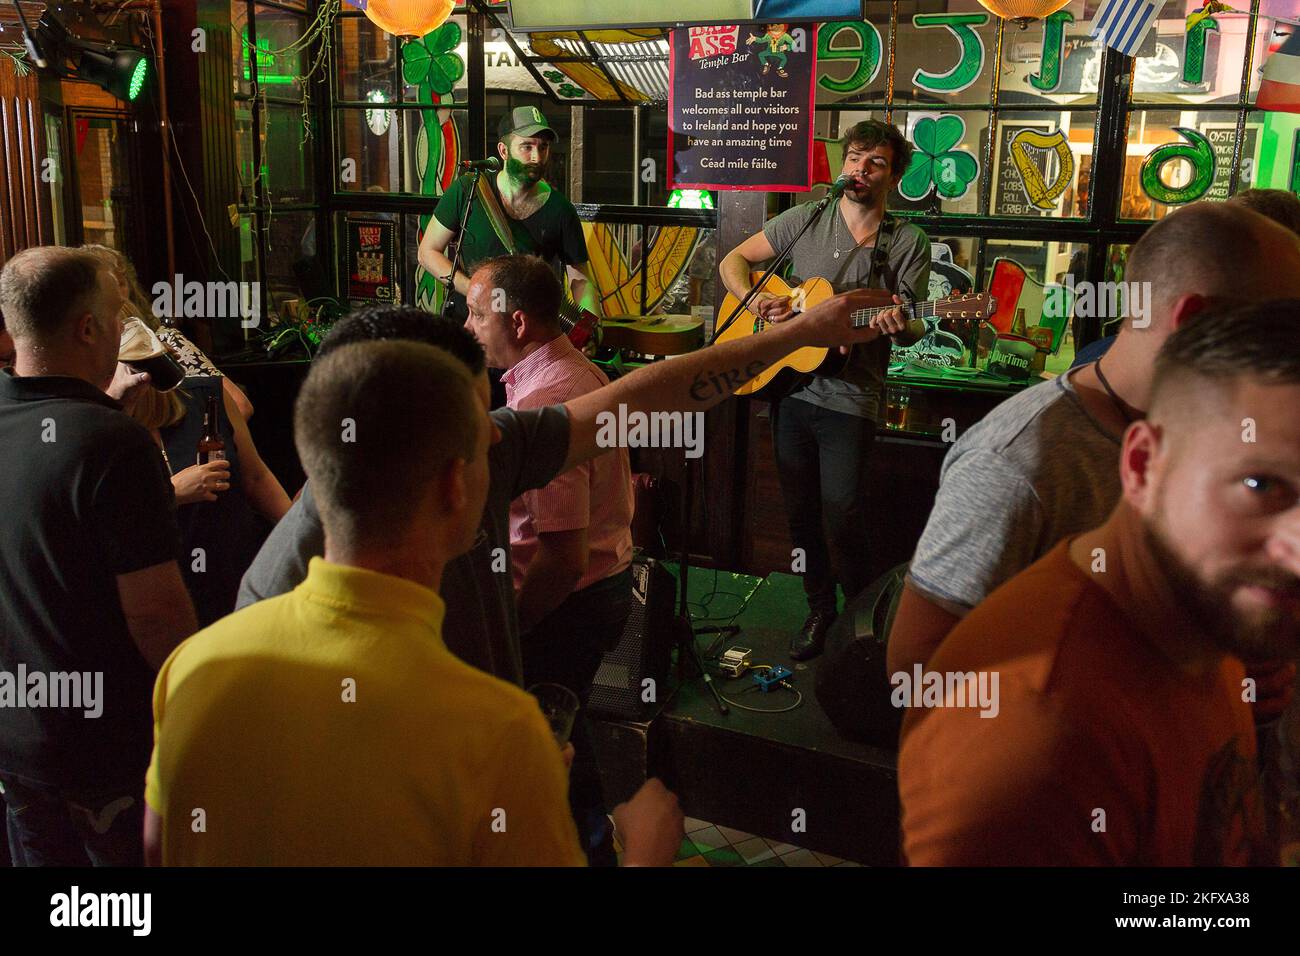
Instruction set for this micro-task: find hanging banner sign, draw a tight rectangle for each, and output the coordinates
[668,24,818,192]
[345,218,397,302]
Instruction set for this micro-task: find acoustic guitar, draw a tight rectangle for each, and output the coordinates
[602,314,704,356]
[716,273,996,400]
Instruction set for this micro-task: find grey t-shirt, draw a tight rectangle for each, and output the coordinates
[236,404,572,686]
[907,368,1123,613]
[763,201,931,420]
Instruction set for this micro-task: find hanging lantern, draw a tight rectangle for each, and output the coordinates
[975,0,1073,29]
[360,0,456,38]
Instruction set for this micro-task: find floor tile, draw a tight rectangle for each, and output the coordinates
[674,837,700,861]
[812,851,844,866]
[750,856,786,866]
[733,837,777,864]
[834,861,863,867]
[716,825,754,845]
[684,817,712,833]
[765,839,800,855]
[688,826,729,853]
[673,855,710,867]
[702,846,745,867]
[780,848,824,867]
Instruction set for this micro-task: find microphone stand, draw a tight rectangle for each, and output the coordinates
[439,166,488,319]
[710,182,844,345]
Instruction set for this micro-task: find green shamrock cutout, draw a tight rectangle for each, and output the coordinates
[543,70,564,81]
[402,22,465,95]
[557,82,585,98]
[899,115,979,202]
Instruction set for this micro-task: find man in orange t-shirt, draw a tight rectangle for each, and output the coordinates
[900,302,1300,865]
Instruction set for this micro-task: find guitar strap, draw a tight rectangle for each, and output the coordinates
[474,174,524,255]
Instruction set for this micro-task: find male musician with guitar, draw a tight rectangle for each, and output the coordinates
[418,106,602,326]
[720,120,931,661]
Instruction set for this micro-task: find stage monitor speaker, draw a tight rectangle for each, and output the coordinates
[587,554,676,722]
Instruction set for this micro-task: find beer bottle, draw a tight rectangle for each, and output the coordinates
[197,394,227,465]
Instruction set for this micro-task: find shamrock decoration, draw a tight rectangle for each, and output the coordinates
[899,115,979,203]
[543,70,565,81]
[402,22,465,95]
[557,83,585,98]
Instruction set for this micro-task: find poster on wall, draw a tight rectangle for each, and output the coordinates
[345,218,397,302]
[668,23,818,192]
[1199,122,1261,202]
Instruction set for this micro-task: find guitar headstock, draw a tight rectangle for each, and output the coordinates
[934,293,997,320]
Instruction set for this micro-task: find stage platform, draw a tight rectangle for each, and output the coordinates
[590,565,901,867]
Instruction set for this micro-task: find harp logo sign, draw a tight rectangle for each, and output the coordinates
[689,26,740,60]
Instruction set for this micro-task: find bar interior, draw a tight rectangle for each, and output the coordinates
[2,0,1300,876]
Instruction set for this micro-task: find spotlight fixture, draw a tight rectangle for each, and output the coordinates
[24,8,150,102]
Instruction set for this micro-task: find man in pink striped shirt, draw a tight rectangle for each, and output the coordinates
[465,254,634,866]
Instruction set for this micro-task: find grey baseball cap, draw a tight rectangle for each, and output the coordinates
[498,105,556,142]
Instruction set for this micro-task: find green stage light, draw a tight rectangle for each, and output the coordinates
[127,56,148,100]
[77,46,149,102]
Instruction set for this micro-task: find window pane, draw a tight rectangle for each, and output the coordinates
[815,14,890,106]
[337,13,398,103]
[1121,110,1255,220]
[251,5,307,98]
[1248,16,1292,104]
[583,109,636,204]
[989,112,1095,218]
[232,3,251,97]
[264,103,315,203]
[336,107,404,193]
[890,110,988,216]
[262,210,319,308]
[976,238,1090,374]
[1131,2,1249,105]
[893,3,998,108]
[403,15,472,104]
[235,100,257,206]
[997,1,1101,106]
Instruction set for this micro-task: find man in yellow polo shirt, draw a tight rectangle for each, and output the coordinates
[143,341,682,865]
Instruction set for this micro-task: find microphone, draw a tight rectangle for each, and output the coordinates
[828,174,855,199]
[459,156,502,172]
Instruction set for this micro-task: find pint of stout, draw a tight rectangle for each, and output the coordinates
[118,318,186,392]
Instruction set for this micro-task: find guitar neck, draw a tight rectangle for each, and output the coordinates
[848,300,943,327]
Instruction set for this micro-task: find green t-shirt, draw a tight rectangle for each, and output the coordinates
[433,174,590,276]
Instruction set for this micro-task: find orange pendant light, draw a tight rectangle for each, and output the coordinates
[362,0,456,38]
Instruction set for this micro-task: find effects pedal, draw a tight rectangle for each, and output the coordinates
[718,646,753,678]
[753,665,793,693]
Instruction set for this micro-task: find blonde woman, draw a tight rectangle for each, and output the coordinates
[81,245,255,420]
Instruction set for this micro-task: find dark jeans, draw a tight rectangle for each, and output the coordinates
[521,566,633,867]
[771,397,877,617]
[0,774,144,866]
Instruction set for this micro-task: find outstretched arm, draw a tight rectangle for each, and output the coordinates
[560,289,883,472]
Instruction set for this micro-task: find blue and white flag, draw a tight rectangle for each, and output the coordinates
[1089,0,1160,57]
